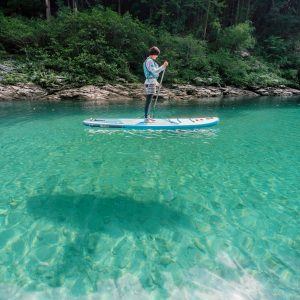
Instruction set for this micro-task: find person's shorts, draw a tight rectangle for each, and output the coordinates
[145,83,157,95]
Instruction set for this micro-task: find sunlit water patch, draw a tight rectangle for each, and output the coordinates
[0,97,299,299]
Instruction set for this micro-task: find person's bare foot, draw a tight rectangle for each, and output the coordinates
[144,118,155,123]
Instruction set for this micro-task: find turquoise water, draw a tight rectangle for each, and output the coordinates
[0,97,299,299]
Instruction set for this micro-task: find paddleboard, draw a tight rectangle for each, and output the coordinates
[83,117,219,130]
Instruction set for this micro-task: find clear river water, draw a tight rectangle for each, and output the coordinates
[0,96,299,299]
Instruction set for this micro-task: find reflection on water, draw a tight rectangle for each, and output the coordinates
[87,128,219,140]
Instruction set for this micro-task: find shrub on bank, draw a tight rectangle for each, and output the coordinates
[0,9,297,88]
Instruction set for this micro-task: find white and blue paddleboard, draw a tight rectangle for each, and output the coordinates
[83,117,219,130]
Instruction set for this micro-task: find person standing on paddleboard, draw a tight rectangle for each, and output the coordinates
[143,46,168,122]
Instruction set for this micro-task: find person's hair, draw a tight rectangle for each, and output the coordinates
[149,46,160,55]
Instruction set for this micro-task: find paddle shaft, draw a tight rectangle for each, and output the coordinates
[150,68,166,118]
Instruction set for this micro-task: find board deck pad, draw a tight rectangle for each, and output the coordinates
[83,117,219,130]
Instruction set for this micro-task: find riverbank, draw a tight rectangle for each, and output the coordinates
[0,82,300,103]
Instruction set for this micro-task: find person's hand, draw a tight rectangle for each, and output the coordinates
[163,61,169,68]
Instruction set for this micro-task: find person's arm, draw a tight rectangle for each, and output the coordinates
[146,59,167,77]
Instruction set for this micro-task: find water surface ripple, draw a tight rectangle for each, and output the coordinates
[0,97,299,299]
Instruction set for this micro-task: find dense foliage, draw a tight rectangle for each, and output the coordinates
[0,0,299,88]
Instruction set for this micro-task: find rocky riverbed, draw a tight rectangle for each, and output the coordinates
[0,82,300,103]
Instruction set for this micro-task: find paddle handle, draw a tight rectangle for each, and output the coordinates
[151,68,166,118]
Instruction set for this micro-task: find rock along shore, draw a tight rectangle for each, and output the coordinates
[0,82,300,103]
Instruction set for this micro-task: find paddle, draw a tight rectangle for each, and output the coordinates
[150,68,166,118]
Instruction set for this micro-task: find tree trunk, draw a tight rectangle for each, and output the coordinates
[271,0,275,9]
[73,0,78,13]
[118,0,121,14]
[45,0,51,20]
[203,0,211,40]
[149,6,153,22]
[235,0,240,23]
[246,0,251,20]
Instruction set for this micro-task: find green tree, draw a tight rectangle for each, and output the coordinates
[217,21,255,52]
